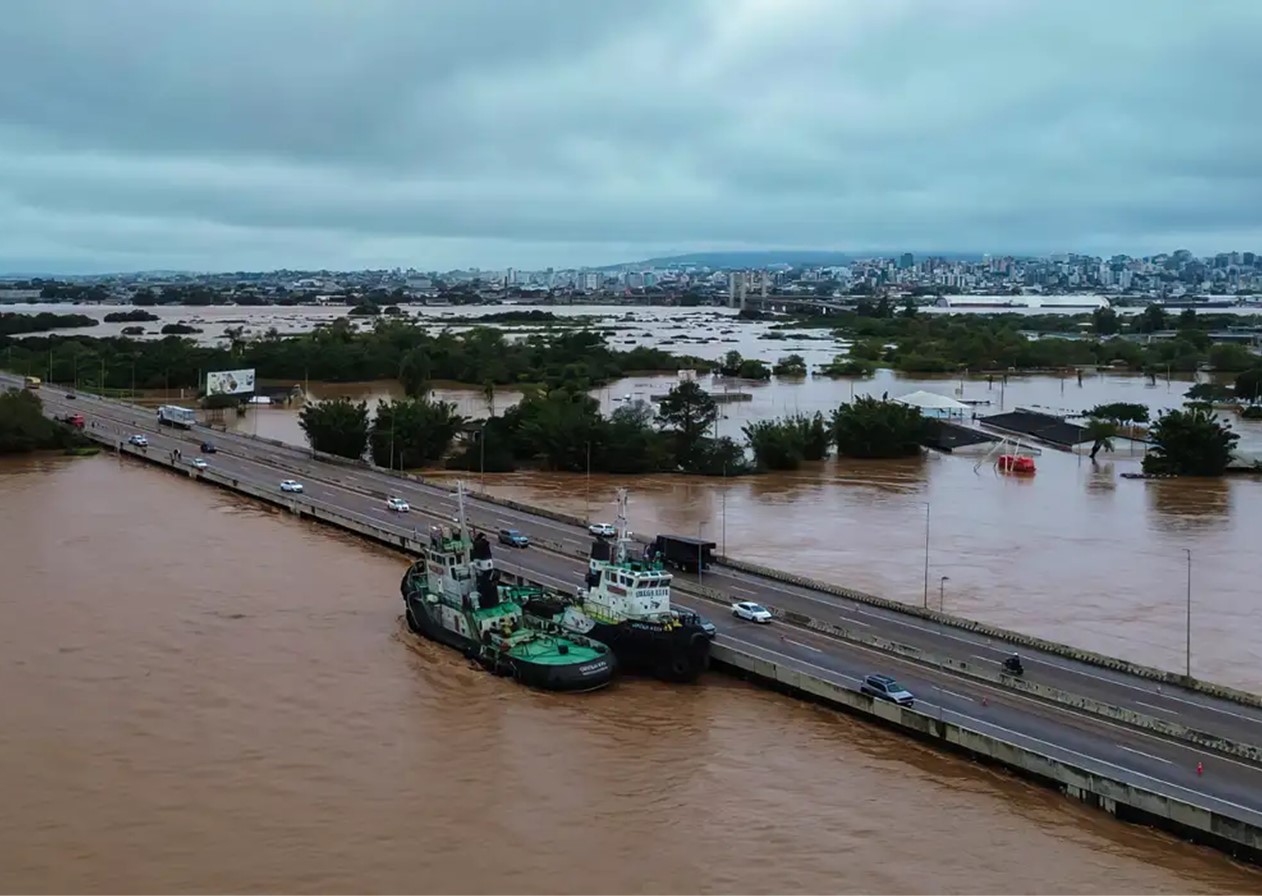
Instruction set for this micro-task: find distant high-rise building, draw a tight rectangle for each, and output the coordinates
[899,253,914,269]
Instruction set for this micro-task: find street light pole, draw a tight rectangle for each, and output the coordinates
[697,521,706,586]
[1185,548,1193,679]
[939,576,949,613]
[721,462,727,557]
[922,502,931,609]
[585,440,591,523]
[479,424,486,493]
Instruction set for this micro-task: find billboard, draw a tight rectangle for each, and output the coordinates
[205,368,256,396]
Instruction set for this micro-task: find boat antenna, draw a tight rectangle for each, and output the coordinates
[614,487,630,563]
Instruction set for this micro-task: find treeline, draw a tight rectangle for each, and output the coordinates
[0,390,91,454]
[299,383,931,476]
[0,312,98,337]
[0,319,707,394]
[792,306,1262,375]
[299,381,748,476]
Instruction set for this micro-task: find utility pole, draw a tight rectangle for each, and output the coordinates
[922,502,931,609]
[939,576,949,612]
[585,440,591,522]
[721,462,728,557]
[479,424,486,493]
[1185,548,1193,679]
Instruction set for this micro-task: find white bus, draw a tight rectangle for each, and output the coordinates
[157,405,197,429]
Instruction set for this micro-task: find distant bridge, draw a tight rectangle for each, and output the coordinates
[739,295,856,314]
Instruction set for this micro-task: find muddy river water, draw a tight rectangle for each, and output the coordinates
[1,454,1259,893]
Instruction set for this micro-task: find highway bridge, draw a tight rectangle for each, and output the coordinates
[11,376,1262,840]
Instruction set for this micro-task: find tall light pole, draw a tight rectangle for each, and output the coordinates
[922,502,931,609]
[478,423,486,493]
[721,462,728,557]
[697,521,706,586]
[585,440,591,522]
[1184,548,1193,680]
[939,576,949,612]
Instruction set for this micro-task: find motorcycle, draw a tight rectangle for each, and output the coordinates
[1002,658,1025,677]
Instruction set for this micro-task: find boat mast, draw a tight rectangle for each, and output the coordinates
[613,487,630,564]
[455,479,470,546]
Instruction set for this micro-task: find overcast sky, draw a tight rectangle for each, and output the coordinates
[2,0,1259,274]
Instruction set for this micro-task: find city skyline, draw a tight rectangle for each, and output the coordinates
[2,1,1260,273]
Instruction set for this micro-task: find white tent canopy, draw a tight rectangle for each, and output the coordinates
[893,390,970,412]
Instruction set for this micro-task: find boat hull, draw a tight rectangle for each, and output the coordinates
[403,591,615,692]
[585,620,711,683]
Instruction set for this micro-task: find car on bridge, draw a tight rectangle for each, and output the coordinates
[190,457,208,471]
[498,528,529,548]
[128,434,148,447]
[280,479,304,493]
[860,674,915,707]
[588,522,616,537]
[386,496,410,512]
[731,601,773,623]
[200,441,217,454]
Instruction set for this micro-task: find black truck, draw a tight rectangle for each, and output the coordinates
[650,534,716,573]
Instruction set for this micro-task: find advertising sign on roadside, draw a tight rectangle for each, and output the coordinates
[205,368,256,396]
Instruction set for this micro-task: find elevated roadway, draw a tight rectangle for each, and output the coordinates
[12,379,1262,828]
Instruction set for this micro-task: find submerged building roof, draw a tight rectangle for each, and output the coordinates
[922,420,1000,453]
[979,409,1090,448]
[894,389,970,412]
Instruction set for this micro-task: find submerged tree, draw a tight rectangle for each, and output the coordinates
[297,397,369,460]
[370,396,465,470]
[743,419,805,470]
[772,354,808,377]
[656,380,718,472]
[1142,407,1239,476]
[1082,418,1117,461]
[830,396,926,459]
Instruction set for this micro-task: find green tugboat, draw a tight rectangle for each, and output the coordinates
[399,481,616,692]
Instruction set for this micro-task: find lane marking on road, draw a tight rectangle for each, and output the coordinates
[722,572,1262,726]
[1136,700,1180,715]
[1119,745,1173,765]
[940,689,973,701]
[839,616,870,627]
[782,638,821,653]
[953,716,1261,818]
[731,585,758,595]
[730,636,1262,799]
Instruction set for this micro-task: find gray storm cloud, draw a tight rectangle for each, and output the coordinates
[1,0,1259,272]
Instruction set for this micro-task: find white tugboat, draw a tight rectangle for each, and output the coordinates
[521,488,712,683]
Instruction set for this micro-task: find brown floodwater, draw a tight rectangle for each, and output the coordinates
[231,368,1262,690]
[2,454,1259,894]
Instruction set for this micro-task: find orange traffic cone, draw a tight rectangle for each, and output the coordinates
[981,696,988,707]
[1197,761,1204,776]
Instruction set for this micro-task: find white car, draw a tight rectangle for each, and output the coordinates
[732,601,773,623]
[280,479,304,493]
[128,434,148,447]
[386,496,410,512]
[190,457,208,470]
[588,522,617,537]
